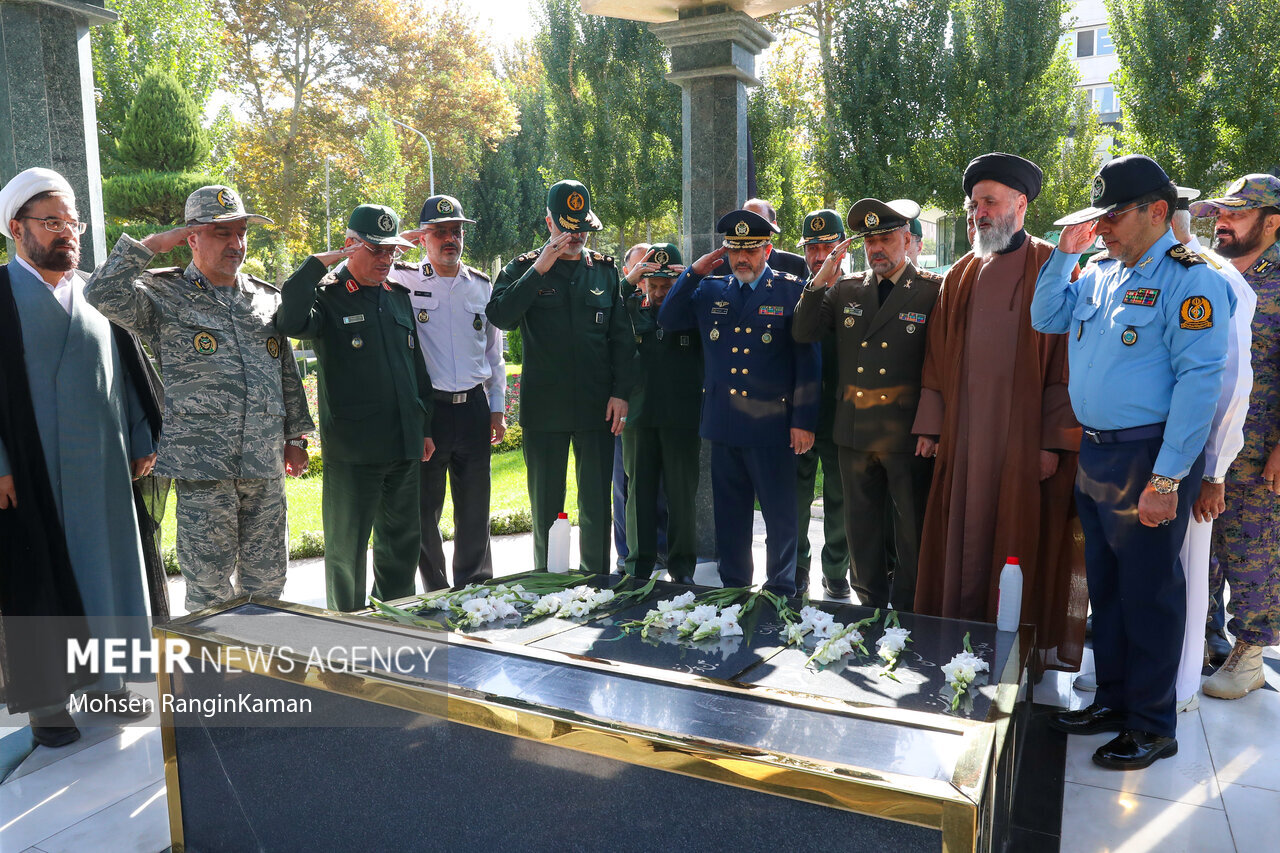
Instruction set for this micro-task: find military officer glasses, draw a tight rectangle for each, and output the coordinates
[1100,202,1150,222]
[21,216,88,235]
[360,240,404,259]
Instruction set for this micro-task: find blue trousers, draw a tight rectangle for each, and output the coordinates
[1076,434,1202,738]
[613,436,667,565]
[711,442,798,596]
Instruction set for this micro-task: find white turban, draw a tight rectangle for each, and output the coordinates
[0,167,75,239]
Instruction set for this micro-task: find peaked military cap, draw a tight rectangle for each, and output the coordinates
[1175,186,1201,212]
[348,204,414,247]
[963,152,1043,202]
[717,209,778,249]
[645,242,683,278]
[547,179,602,233]
[419,194,475,226]
[908,217,923,238]
[797,209,846,246]
[1188,173,1280,217]
[185,185,273,225]
[1055,155,1174,227]
[846,198,921,238]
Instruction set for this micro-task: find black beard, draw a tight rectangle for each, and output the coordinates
[1214,216,1269,259]
[22,230,79,272]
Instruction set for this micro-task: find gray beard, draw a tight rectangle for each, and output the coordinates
[973,212,1020,258]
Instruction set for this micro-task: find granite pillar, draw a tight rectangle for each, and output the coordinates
[0,1,115,269]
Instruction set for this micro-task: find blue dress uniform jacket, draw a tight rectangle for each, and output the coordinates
[659,266,820,446]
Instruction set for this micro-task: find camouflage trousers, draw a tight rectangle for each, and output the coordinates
[174,478,288,611]
[1209,481,1280,646]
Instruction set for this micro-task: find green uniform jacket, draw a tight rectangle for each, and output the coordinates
[626,293,703,429]
[487,250,635,431]
[276,257,433,463]
[792,262,941,454]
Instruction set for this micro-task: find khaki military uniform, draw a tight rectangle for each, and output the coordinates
[792,261,941,609]
[487,249,635,573]
[86,235,314,610]
[275,257,434,612]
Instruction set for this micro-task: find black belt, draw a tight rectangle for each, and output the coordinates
[433,385,482,405]
[1081,422,1164,444]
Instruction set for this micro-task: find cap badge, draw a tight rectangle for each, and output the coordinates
[810,215,826,231]
[864,212,879,228]
[1228,177,1246,195]
[654,250,669,266]
[377,213,395,232]
[567,192,585,212]
[734,220,750,236]
[438,199,453,213]
[216,189,238,210]
[1091,175,1105,203]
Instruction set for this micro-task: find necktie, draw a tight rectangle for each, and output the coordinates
[878,276,892,306]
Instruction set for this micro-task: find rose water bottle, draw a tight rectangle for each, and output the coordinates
[996,557,1022,631]
[548,513,571,573]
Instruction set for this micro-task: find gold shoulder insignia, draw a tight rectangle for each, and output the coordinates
[1167,244,1207,269]
[1195,251,1221,270]
[917,269,943,283]
[148,266,185,278]
[517,251,539,263]
[392,260,420,272]
[318,271,342,288]
[468,265,491,282]
[591,250,615,265]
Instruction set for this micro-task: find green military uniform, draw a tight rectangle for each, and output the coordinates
[275,205,433,611]
[486,180,635,573]
[793,198,941,610]
[793,210,852,595]
[621,244,702,580]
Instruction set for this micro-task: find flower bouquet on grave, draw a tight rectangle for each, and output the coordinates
[524,575,657,623]
[876,610,913,681]
[804,609,882,669]
[616,586,765,644]
[941,632,990,711]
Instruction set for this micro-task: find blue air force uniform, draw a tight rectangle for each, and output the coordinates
[1032,166,1229,742]
[659,211,820,595]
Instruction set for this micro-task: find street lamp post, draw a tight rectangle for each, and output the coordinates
[324,155,333,252]
[388,117,434,197]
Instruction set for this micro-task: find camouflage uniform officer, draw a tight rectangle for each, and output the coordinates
[1193,175,1280,698]
[487,180,635,574]
[794,209,853,598]
[623,243,701,582]
[86,186,313,611]
[276,205,435,612]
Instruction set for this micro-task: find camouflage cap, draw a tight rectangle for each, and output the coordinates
[547,179,602,233]
[348,204,414,247]
[644,242,683,278]
[1188,174,1280,217]
[185,185,273,225]
[797,209,846,247]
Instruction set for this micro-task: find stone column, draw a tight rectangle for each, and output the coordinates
[0,1,116,269]
[651,9,772,564]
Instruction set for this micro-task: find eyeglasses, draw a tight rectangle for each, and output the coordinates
[360,240,403,259]
[1101,202,1150,222]
[21,216,87,235]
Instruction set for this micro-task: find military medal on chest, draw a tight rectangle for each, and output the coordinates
[473,313,483,331]
[710,327,720,341]
[418,309,430,323]
[761,323,773,344]
[351,334,364,349]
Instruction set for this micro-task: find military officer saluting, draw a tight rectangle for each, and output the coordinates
[276,204,435,612]
[486,180,635,574]
[1033,155,1229,769]
[660,210,820,596]
[622,243,701,583]
[391,194,506,592]
[86,186,314,611]
[794,199,941,610]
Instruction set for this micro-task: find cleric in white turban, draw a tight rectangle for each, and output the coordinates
[0,166,164,748]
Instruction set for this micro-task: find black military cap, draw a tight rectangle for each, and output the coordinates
[963,152,1044,202]
[846,198,922,238]
[797,208,845,247]
[717,209,779,249]
[419,194,475,226]
[646,242,683,278]
[547,179,602,233]
[1054,155,1175,226]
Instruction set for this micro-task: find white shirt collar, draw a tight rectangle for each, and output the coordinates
[15,254,76,289]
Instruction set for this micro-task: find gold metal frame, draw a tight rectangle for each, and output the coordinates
[156,596,1033,853]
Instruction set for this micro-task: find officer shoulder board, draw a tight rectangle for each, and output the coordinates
[590,250,615,266]
[385,280,410,294]
[915,268,943,284]
[467,265,490,282]
[516,250,540,264]
[1167,244,1207,269]
[777,271,801,283]
[318,270,344,289]
[147,266,185,279]
[392,260,421,273]
[1084,249,1114,268]
[244,273,280,293]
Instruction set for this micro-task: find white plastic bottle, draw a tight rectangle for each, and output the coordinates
[996,556,1023,631]
[547,512,571,573]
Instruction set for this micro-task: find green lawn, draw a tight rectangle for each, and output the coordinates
[158,446,577,549]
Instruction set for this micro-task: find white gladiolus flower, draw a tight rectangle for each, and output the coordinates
[877,626,911,662]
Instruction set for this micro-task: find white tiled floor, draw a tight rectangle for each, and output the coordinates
[4,516,1279,852]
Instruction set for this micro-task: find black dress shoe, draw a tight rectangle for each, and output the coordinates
[1206,627,1232,667]
[671,574,696,586]
[1047,703,1126,735]
[821,576,851,598]
[30,709,81,748]
[82,688,153,720]
[1092,730,1178,770]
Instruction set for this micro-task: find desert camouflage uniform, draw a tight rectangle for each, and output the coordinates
[86,235,314,610]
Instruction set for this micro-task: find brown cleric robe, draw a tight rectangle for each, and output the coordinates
[912,233,1086,671]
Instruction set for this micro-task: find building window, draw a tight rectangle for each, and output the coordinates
[1096,26,1114,55]
[1082,85,1117,114]
[1073,26,1115,59]
[1077,29,1095,58]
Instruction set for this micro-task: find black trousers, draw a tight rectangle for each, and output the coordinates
[838,447,932,610]
[418,386,493,590]
[1077,434,1201,738]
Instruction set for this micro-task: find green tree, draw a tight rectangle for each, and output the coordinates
[116,70,210,171]
[1214,1,1280,178]
[1031,93,1104,238]
[358,118,407,214]
[92,0,225,172]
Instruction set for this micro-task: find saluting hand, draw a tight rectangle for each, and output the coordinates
[1057,221,1098,255]
[533,232,576,275]
[625,249,660,285]
[400,228,428,248]
[808,237,854,290]
[689,247,728,276]
[313,244,359,267]
[141,223,209,255]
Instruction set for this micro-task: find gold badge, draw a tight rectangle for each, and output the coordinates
[1121,327,1138,346]
[761,332,773,343]
[864,212,879,228]
[1179,296,1213,330]
[567,192,585,212]
[844,316,855,328]
[216,189,238,210]
[710,328,720,341]
[352,334,364,349]
[654,250,669,266]
[810,215,826,232]
[735,220,750,236]
[377,213,395,232]
[266,337,280,358]
[473,313,483,331]
[418,309,429,323]
[437,198,453,214]
[1091,175,1105,203]
[193,331,217,354]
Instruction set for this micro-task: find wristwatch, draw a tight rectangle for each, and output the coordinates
[286,437,308,450]
[1149,474,1180,494]
[1203,475,1226,484]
